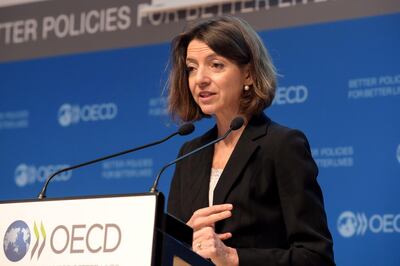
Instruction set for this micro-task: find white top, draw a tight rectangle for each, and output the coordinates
[209,168,223,206]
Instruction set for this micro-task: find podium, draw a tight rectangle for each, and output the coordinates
[0,192,213,266]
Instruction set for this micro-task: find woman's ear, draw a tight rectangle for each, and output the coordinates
[243,64,253,86]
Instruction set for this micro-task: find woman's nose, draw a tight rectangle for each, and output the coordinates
[195,67,211,87]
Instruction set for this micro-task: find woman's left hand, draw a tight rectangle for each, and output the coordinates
[187,204,239,265]
[193,226,239,266]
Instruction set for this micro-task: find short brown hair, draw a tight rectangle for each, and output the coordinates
[168,16,276,122]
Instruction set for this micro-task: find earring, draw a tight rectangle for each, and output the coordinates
[244,85,250,91]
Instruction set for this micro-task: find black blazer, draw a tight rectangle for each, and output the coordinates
[168,114,335,266]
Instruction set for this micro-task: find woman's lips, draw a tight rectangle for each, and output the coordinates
[199,91,216,98]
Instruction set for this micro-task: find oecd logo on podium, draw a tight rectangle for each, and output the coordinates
[58,103,118,127]
[2,220,122,263]
[3,220,31,262]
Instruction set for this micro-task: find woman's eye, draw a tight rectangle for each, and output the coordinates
[186,65,196,73]
[212,62,224,69]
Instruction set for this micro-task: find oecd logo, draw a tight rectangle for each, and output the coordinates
[337,211,400,238]
[58,102,118,127]
[3,220,31,262]
[3,220,121,262]
[273,85,308,105]
[15,163,71,187]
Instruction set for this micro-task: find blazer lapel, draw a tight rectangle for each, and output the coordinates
[213,114,270,205]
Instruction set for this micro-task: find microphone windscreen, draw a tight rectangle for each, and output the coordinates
[230,117,245,130]
[178,123,195,136]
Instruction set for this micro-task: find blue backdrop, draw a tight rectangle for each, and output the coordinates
[1,13,399,265]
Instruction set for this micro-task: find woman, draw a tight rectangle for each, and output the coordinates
[167,16,335,266]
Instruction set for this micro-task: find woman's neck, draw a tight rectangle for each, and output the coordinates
[215,114,248,146]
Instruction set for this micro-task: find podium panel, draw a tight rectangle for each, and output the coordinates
[0,193,160,266]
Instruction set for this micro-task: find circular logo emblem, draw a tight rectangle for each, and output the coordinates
[337,211,357,238]
[58,104,73,127]
[15,164,35,187]
[3,220,31,262]
[58,104,80,127]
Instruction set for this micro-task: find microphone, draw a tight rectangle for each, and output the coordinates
[150,116,245,193]
[38,123,195,199]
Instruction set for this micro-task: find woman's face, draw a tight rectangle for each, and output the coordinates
[186,39,251,120]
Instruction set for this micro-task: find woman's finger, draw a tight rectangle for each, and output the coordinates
[218,232,232,241]
[187,204,233,229]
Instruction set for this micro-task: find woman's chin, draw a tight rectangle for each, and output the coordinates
[199,107,216,116]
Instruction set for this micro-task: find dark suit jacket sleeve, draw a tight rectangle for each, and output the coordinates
[237,129,335,266]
